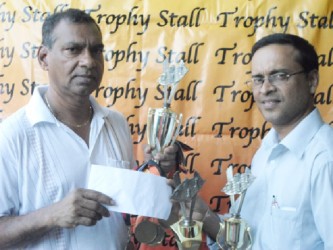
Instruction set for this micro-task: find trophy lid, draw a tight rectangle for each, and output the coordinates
[223,167,255,195]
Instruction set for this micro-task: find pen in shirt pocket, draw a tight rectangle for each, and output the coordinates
[270,195,279,214]
[271,195,280,208]
[271,195,297,212]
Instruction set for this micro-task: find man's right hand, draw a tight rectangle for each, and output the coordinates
[0,188,114,248]
[48,188,113,228]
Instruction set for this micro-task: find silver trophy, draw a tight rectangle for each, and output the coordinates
[134,61,188,245]
[216,165,255,250]
[170,171,205,250]
[147,60,188,160]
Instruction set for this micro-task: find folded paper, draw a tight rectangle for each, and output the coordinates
[88,164,172,220]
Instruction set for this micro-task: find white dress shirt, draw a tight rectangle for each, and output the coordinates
[241,109,333,250]
[0,86,136,249]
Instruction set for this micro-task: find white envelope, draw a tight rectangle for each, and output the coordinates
[87,164,172,220]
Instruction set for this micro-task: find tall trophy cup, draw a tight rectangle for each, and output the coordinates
[216,165,254,250]
[134,60,188,246]
[170,171,205,250]
[146,60,188,171]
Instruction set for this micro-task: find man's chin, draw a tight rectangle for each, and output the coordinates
[73,85,96,96]
[260,111,280,124]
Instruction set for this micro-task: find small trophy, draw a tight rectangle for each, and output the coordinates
[170,171,205,250]
[216,165,254,250]
[147,60,188,166]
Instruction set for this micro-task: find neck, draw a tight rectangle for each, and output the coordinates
[275,107,315,140]
[44,93,93,129]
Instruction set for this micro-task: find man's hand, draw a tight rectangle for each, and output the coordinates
[48,188,113,228]
[143,144,178,175]
[0,188,114,248]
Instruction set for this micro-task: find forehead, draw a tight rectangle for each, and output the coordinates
[251,44,301,73]
[52,19,103,46]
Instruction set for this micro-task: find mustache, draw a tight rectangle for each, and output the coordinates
[73,71,98,79]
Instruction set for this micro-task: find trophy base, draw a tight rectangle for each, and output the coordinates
[216,217,252,250]
[175,240,201,250]
[171,218,202,250]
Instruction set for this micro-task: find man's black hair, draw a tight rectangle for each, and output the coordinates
[252,33,319,72]
[41,8,101,48]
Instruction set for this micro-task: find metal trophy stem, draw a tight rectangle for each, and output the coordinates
[170,171,205,250]
[216,165,254,250]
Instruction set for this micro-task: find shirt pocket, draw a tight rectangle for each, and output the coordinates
[270,207,300,249]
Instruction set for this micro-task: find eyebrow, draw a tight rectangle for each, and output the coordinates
[91,44,105,50]
[251,69,289,77]
[63,42,104,49]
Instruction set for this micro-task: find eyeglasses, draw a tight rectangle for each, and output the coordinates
[246,70,306,89]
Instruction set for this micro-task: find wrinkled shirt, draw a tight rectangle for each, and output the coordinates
[0,86,136,249]
[208,109,333,250]
[241,109,333,250]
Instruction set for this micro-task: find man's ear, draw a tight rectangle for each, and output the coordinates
[37,45,49,71]
[308,69,319,95]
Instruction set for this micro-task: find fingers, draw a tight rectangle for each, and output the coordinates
[156,145,179,162]
[154,145,178,174]
[81,189,114,206]
[73,206,106,227]
[66,208,102,228]
[78,197,111,218]
[77,189,113,218]
[142,144,179,176]
[162,144,179,155]
[51,189,114,228]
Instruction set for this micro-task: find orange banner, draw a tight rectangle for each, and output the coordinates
[0,0,332,219]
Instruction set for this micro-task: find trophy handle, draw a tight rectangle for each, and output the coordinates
[170,113,183,146]
[147,107,183,156]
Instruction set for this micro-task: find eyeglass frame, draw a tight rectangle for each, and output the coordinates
[246,70,307,89]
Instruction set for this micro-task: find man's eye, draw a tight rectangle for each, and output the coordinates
[252,77,264,84]
[92,47,104,55]
[65,47,81,54]
[272,73,288,80]
[67,47,77,52]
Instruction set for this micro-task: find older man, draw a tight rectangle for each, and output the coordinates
[0,8,177,249]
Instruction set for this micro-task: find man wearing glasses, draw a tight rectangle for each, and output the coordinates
[199,33,333,249]
[241,33,333,249]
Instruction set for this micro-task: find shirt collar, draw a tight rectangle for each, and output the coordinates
[262,109,324,159]
[26,85,109,126]
[26,85,54,126]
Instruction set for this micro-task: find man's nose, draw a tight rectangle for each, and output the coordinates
[259,77,276,93]
[79,49,96,67]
